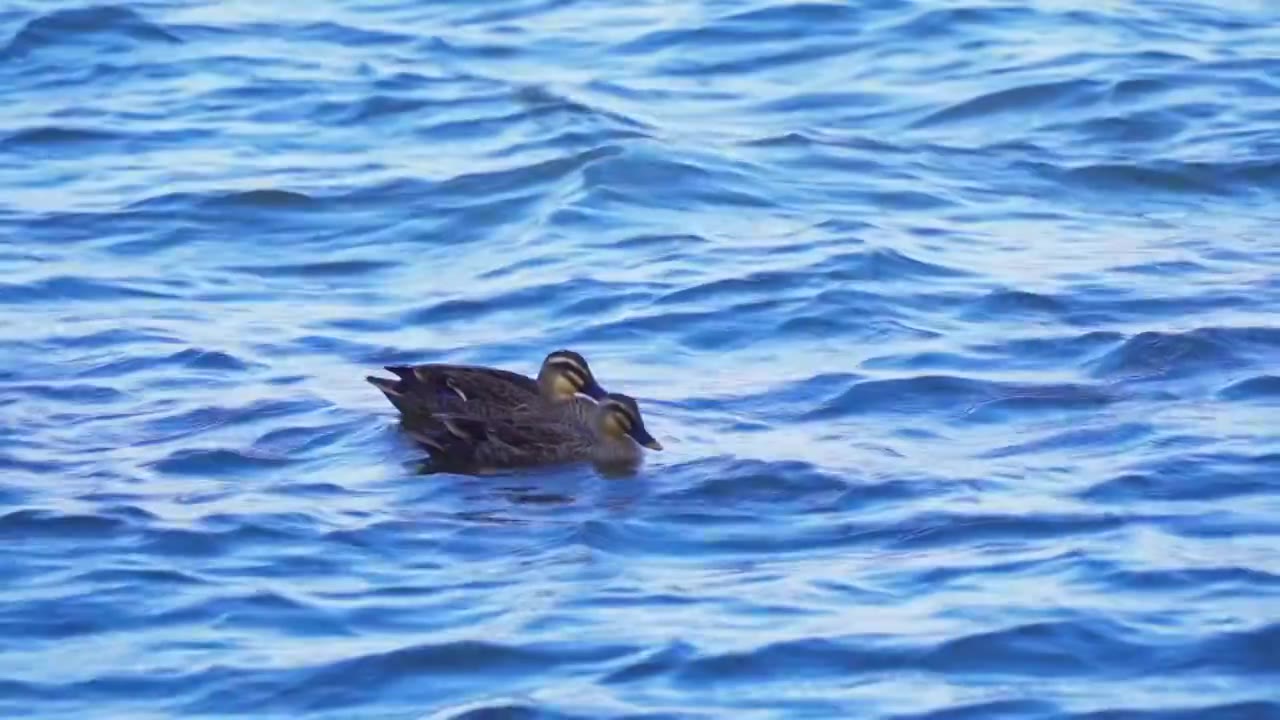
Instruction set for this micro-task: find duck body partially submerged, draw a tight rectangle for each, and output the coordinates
[366,349,663,472]
[407,392,662,472]
[366,349,605,421]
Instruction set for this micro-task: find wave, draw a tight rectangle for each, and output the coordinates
[75,347,257,378]
[803,375,1120,421]
[0,507,128,539]
[1063,702,1280,720]
[178,640,639,714]
[1059,159,1280,198]
[148,447,293,476]
[1081,450,1280,503]
[1220,375,1280,401]
[207,189,316,208]
[1086,329,1262,382]
[2,125,126,146]
[914,78,1107,128]
[0,276,179,304]
[1,5,181,60]
[3,0,1280,717]
[617,2,868,55]
[222,259,397,278]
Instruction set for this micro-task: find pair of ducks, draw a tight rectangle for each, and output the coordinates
[366,350,663,471]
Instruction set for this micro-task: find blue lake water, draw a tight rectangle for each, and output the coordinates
[3,1,1280,718]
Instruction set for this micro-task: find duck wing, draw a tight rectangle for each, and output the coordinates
[406,412,590,469]
[367,363,540,418]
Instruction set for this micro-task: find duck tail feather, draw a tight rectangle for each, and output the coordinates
[385,365,417,382]
[366,375,401,394]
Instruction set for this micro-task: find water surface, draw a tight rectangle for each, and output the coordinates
[2,1,1279,718]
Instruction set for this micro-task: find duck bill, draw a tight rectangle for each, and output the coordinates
[632,427,663,451]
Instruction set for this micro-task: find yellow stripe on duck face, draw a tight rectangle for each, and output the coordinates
[552,372,582,398]
[560,367,587,390]
[601,399,636,430]
[548,356,589,378]
[601,409,631,438]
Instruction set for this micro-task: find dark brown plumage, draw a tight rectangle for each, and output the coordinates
[365,349,605,421]
[405,392,663,472]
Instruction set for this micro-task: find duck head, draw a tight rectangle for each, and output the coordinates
[597,392,663,451]
[537,349,607,402]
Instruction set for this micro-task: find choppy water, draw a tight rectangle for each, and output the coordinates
[3,1,1280,718]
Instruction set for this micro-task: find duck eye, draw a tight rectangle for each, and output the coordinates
[611,408,634,432]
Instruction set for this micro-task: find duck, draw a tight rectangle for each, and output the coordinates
[405,392,663,471]
[366,349,607,423]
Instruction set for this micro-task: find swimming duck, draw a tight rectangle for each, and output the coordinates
[366,349,607,422]
[406,392,663,471]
